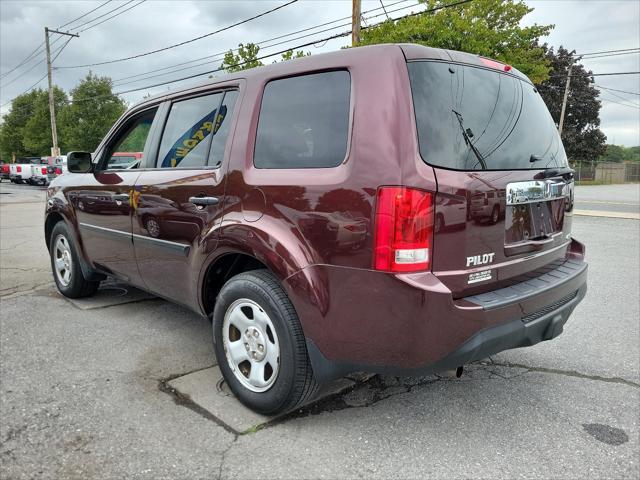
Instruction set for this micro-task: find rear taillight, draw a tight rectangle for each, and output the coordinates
[41,167,47,175]
[373,187,434,272]
[55,168,62,175]
[17,166,21,172]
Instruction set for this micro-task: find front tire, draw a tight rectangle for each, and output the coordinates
[49,221,100,298]
[212,269,318,415]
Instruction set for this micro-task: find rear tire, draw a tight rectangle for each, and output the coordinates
[212,269,318,415]
[490,205,500,225]
[49,221,100,298]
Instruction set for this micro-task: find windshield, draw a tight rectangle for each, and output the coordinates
[408,61,567,171]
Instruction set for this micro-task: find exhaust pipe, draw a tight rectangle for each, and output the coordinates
[456,366,464,378]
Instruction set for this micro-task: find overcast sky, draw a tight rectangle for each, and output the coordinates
[1,0,638,145]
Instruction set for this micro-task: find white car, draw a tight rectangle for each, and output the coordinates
[30,164,50,186]
[9,162,34,184]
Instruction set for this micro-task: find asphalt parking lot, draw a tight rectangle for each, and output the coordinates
[1,181,638,479]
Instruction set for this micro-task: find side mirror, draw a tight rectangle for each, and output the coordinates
[67,152,93,173]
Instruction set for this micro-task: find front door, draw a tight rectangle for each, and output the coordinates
[75,107,159,284]
[133,90,238,304]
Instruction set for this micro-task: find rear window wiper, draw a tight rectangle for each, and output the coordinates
[452,109,487,170]
[534,166,575,179]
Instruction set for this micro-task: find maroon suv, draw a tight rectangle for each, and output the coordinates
[45,44,587,414]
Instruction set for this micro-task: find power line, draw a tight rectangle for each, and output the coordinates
[58,0,113,29]
[112,0,473,95]
[0,74,48,109]
[598,89,640,107]
[56,0,300,69]
[0,42,45,80]
[77,0,146,33]
[112,0,423,87]
[595,85,640,97]
[577,47,640,57]
[549,71,640,79]
[3,0,472,114]
[600,96,640,110]
[110,0,418,86]
[0,35,65,90]
[66,0,138,32]
[0,3,116,80]
[580,51,640,60]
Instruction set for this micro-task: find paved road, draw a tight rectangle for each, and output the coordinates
[574,184,640,216]
[1,182,638,479]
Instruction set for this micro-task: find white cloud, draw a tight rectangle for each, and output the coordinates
[1,0,638,145]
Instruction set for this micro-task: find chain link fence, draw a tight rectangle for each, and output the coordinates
[572,161,640,184]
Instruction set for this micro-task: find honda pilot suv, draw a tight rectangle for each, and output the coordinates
[45,44,587,415]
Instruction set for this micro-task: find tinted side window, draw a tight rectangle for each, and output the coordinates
[157,92,223,168]
[104,108,157,170]
[209,90,238,167]
[254,71,350,169]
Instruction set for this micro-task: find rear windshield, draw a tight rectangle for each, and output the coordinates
[407,61,567,171]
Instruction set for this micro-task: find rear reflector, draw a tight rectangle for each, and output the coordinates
[373,187,434,272]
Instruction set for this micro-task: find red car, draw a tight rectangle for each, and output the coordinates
[0,163,10,182]
[44,44,587,414]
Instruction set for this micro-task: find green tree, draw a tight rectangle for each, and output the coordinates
[537,46,607,162]
[221,43,309,73]
[359,0,553,83]
[0,89,46,160]
[21,87,69,155]
[59,72,126,152]
[599,144,640,163]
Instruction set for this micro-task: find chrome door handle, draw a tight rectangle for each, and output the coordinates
[113,193,129,202]
[189,196,219,206]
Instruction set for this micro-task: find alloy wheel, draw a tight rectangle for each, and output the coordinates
[222,298,280,392]
[53,234,73,286]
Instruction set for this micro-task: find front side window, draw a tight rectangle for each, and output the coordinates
[104,108,156,170]
[157,92,229,168]
[254,70,351,169]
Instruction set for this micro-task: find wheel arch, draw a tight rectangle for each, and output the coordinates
[198,221,323,320]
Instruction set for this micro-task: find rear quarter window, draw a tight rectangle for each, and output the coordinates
[254,70,351,169]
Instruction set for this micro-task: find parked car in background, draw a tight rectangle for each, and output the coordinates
[9,157,40,184]
[0,163,9,182]
[470,190,506,224]
[107,152,142,169]
[30,164,50,186]
[46,156,68,183]
[45,44,587,416]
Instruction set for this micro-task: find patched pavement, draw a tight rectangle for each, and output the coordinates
[1,182,638,479]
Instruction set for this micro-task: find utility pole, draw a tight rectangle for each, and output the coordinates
[558,56,581,136]
[352,0,361,47]
[45,27,78,157]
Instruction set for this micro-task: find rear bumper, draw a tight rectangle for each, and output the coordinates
[286,239,587,383]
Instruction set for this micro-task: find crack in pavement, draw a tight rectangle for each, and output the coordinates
[0,282,54,299]
[488,360,639,388]
[217,435,238,480]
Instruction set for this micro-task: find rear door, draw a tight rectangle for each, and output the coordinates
[407,59,574,297]
[132,89,239,304]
